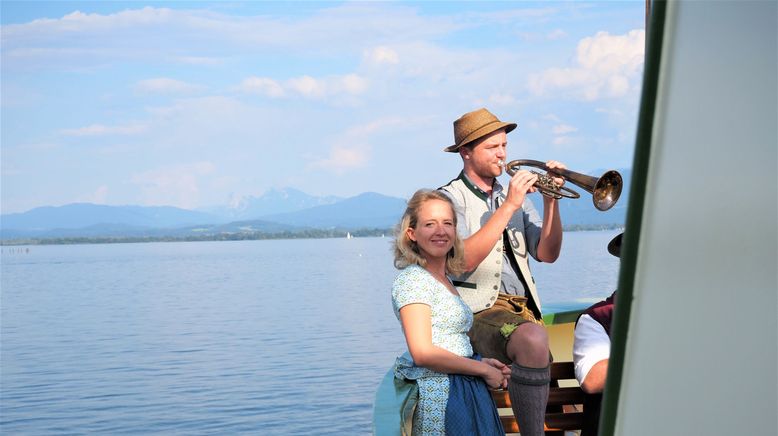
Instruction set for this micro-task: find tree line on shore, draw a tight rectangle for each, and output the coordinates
[0,224,623,246]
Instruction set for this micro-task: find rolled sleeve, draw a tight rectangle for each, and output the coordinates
[573,314,611,385]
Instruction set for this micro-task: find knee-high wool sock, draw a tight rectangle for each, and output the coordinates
[508,363,550,436]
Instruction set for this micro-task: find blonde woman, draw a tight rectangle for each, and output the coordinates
[392,190,508,435]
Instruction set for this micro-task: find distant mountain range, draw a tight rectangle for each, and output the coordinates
[199,187,342,220]
[0,170,630,241]
[0,191,407,240]
[1,204,223,237]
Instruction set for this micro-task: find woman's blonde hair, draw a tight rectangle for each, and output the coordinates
[393,189,466,276]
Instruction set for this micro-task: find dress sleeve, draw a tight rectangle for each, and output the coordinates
[392,266,435,312]
[573,314,611,385]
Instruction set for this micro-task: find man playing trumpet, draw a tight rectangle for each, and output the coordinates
[438,107,566,436]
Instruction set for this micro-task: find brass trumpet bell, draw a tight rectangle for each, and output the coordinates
[504,159,623,211]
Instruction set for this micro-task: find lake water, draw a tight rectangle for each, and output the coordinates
[0,230,621,435]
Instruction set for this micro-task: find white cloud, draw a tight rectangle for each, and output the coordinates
[358,40,514,95]
[1,4,458,71]
[307,144,369,174]
[365,46,400,65]
[487,93,517,106]
[60,123,147,136]
[239,74,368,100]
[552,136,574,146]
[528,29,645,101]
[15,141,61,151]
[96,143,135,155]
[78,185,109,204]
[469,6,560,25]
[135,78,201,95]
[552,124,578,135]
[305,116,413,174]
[1,2,646,212]
[518,28,568,43]
[287,76,324,98]
[2,47,111,66]
[131,162,215,209]
[174,56,224,66]
[140,95,294,158]
[548,29,568,40]
[3,7,174,35]
[341,74,369,94]
[577,30,644,72]
[238,77,285,97]
[344,117,405,137]
[290,74,369,99]
[0,8,215,71]
[596,107,625,117]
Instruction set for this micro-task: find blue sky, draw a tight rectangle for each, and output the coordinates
[1,1,646,213]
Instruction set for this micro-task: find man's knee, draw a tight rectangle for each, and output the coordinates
[510,322,549,349]
[506,322,549,365]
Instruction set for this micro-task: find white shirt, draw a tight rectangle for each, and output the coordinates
[573,314,611,385]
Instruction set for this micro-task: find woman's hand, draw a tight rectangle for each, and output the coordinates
[482,358,511,389]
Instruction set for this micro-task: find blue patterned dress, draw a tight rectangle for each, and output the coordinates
[392,265,474,435]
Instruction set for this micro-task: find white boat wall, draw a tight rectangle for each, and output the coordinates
[601,1,777,435]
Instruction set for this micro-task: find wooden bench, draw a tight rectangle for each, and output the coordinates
[490,361,585,435]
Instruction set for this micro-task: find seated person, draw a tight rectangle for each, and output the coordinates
[573,232,622,436]
[391,189,510,435]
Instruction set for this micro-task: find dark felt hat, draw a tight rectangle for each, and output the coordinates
[608,233,623,258]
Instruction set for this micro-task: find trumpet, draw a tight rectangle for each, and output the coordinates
[499,159,623,211]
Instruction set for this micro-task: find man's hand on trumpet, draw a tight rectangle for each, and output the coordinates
[501,159,568,211]
[502,165,538,212]
[544,160,568,189]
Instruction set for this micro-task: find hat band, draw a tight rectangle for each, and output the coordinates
[458,120,504,147]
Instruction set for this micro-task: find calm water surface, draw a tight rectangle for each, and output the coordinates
[1,230,620,435]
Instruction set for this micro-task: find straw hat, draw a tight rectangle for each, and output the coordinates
[444,108,517,153]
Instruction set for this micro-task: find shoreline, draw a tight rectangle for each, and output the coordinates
[0,224,623,246]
